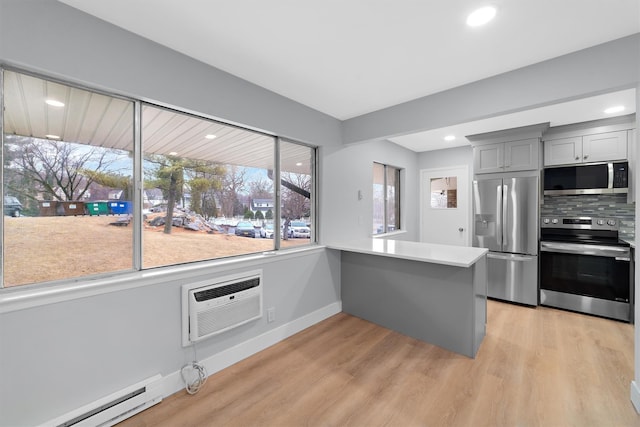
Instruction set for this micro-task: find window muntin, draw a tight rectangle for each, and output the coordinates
[2,70,135,287]
[373,162,401,235]
[1,69,317,288]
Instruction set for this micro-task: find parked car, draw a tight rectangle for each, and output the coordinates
[287,221,311,238]
[4,196,22,217]
[260,223,275,239]
[235,221,256,238]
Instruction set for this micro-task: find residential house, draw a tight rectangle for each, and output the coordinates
[251,198,277,218]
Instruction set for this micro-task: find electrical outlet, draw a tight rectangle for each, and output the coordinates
[267,307,275,323]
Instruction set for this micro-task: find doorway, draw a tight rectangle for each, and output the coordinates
[420,165,470,246]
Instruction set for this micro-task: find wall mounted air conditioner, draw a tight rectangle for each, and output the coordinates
[182,270,263,346]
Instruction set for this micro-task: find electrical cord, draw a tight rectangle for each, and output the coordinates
[181,344,207,395]
[181,361,207,395]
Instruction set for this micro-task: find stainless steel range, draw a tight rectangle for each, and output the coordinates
[539,217,632,322]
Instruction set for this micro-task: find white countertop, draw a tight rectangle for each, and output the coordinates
[328,239,488,268]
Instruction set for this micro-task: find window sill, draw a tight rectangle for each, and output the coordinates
[372,230,407,239]
[0,245,326,314]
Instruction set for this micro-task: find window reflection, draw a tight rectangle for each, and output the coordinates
[430,176,457,209]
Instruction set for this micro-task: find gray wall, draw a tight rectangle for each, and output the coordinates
[418,145,473,171]
[321,139,419,243]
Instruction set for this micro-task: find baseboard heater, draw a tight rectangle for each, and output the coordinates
[182,270,263,346]
[41,375,163,427]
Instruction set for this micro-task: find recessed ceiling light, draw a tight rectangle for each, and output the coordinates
[205,134,217,139]
[444,135,456,141]
[296,162,303,166]
[168,151,178,156]
[604,105,625,114]
[45,134,60,139]
[466,6,497,27]
[45,99,65,107]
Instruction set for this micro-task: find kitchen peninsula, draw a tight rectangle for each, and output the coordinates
[329,239,488,358]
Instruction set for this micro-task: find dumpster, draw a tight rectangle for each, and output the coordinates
[108,201,132,215]
[58,201,86,216]
[86,201,109,216]
[38,200,57,216]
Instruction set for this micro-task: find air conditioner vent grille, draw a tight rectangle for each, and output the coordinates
[194,277,260,301]
[197,294,261,338]
[182,271,263,346]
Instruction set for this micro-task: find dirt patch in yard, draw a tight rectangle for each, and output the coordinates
[4,216,309,287]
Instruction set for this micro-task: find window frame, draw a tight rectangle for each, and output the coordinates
[278,137,317,245]
[373,162,401,235]
[0,66,318,291]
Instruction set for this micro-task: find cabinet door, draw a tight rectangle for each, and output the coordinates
[544,137,582,166]
[582,130,627,163]
[504,138,539,171]
[474,143,503,174]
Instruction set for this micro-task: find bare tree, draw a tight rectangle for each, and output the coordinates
[249,178,273,200]
[8,137,121,201]
[281,171,311,220]
[216,165,247,218]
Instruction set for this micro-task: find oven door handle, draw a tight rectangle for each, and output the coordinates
[487,253,535,262]
[540,241,630,259]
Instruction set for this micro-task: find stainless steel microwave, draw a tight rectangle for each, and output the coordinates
[543,161,628,195]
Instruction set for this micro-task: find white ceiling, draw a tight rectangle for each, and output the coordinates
[59,0,639,152]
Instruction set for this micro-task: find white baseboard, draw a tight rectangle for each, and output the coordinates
[631,381,640,413]
[163,301,342,397]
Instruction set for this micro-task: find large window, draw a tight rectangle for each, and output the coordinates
[2,70,135,286]
[1,69,316,288]
[373,162,400,235]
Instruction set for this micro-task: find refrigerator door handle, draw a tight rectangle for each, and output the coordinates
[501,184,508,248]
[496,184,502,250]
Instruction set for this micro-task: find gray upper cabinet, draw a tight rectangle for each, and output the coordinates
[543,136,582,165]
[582,131,628,163]
[474,138,539,174]
[544,130,627,166]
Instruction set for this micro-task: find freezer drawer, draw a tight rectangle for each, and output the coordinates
[487,252,538,306]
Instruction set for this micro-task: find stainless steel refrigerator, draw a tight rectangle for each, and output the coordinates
[472,175,538,306]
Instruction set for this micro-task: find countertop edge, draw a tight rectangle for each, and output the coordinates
[327,241,488,268]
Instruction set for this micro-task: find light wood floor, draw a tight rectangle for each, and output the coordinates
[120,300,640,427]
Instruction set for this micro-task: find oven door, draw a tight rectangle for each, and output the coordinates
[540,241,631,321]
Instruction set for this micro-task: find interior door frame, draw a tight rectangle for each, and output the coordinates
[419,165,471,246]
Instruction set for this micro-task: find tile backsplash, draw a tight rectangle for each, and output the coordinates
[541,194,635,239]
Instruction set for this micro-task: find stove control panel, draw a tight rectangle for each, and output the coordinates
[541,217,619,230]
